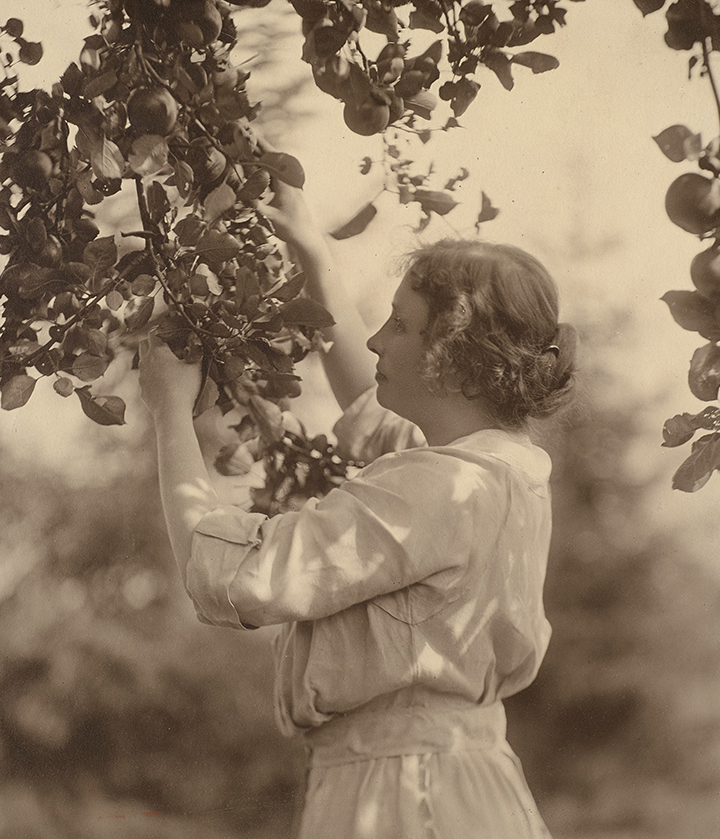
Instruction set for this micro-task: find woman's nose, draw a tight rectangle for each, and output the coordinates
[366,329,380,356]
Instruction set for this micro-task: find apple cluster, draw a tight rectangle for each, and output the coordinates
[0,3,331,437]
[293,0,572,135]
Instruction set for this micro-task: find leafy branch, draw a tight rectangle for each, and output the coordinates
[0,0,576,513]
[636,0,720,489]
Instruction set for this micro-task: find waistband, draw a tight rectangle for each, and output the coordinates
[304,699,508,768]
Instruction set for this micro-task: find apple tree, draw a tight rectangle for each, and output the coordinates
[0,0,577,512]
[635,0,720,490]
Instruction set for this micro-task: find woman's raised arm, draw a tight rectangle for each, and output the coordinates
[262,180,376,411]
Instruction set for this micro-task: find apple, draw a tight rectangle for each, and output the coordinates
[665,172,720,234]
[127,87,178,136]
[690,246,720,298]
[12,150,53,190]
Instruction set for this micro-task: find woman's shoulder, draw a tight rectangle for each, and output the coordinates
[346,440,513,515]
[362,428,551,488]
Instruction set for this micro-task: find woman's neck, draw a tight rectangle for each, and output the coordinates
[417,392,503,446]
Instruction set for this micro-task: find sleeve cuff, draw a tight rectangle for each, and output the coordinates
[187,506,268,630]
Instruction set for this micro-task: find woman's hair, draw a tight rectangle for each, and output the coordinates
[405,238,577,428]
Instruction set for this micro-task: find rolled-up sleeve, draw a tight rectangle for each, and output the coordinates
[187,450,496,630]
[188,508,267,629]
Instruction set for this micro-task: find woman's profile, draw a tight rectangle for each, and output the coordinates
[138,174,577,839]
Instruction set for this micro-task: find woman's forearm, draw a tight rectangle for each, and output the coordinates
[153,408,221,582]
[293,235,376,410]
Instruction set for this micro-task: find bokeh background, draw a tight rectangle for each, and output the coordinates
[1,1,720,837]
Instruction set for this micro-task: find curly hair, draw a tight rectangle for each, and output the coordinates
[404,239,577,428]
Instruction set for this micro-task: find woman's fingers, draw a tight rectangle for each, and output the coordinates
[255,132,278,155]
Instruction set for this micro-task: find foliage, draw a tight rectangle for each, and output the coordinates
[0,3,336,453]
[633,0,720,489]
[295,0,582,234]
[0,0,581,510]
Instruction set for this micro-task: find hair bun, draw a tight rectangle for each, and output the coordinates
[552,323,578,388]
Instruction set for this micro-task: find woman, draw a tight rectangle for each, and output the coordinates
[138,182,576,839]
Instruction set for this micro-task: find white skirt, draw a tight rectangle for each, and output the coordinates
[295,699,552,839]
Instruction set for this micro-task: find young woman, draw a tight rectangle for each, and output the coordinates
[138,181,576,839]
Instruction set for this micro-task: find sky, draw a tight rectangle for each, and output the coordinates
[2,0,719,550]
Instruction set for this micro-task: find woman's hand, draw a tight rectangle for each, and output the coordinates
[138,333,202,419]
[261,179,325,254]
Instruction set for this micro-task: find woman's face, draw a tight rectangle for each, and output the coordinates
[366,273,433,424]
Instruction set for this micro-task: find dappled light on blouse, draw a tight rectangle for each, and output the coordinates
[187,422,554,737]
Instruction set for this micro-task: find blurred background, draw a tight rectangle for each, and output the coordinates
[1,1,720,837]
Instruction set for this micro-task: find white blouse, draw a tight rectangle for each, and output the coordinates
[186,389,554,737]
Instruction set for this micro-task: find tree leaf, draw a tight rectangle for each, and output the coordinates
[75,387,126,425]
[174,160,194,197]
[477,191,500,223]
[83,236,117,281]
[258,152,305,189]
[80,326,108,357]
[408,9,445,32]
[128,135,169,177]
[632,0,666,15]
[105,289,124,311]
[688,342,720,400]
[90,136,124,181]
[72,351,110,382]
[271,272,306,302]
[450,77,481,117]
[653,124,700,163]
[124,296,155,332]
[413,188,458,216]
[662,412,697,447]
[18,266,62,299]
[330,202,378,240]
[131,274,156,296]
[672,433,720,491]
[174,215,206,247]
[663,406,720,446]
[661,290,720,339]
[405,91,438,119]
[281,297,335,328]
[263,372,303,399]
[203,182,236,223]
[235,266,261,312]
[193,375,219,417]
[512,51,560,74]
[484,51,514,91]
[82,70,118,100]
[147,181,170,225]
[75,170,104,205]
[1,374,36,410]
[196,230,242,265]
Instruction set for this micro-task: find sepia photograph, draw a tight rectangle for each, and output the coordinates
[0,1,719,837]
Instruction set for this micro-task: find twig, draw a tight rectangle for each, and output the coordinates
[702,38,720,137]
